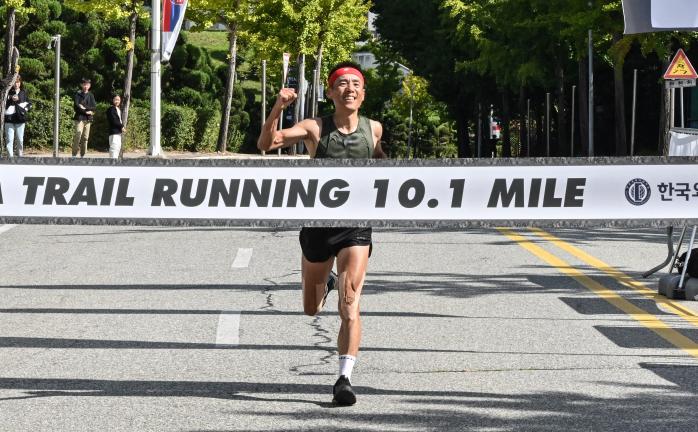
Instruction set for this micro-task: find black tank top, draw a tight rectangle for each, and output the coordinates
[315,115,374,159]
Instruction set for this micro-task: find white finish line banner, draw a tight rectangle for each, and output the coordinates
[0,159,697,227]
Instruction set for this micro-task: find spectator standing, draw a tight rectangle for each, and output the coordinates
[72,78,96,157]
[4,75,30,158]
[106,94,125,159]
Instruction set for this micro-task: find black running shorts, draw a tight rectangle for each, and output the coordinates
[299,227,373,263]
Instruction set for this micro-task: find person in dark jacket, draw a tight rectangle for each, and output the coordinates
[106,94,125,159]
[72,78,97,157]
[4,75,30,158]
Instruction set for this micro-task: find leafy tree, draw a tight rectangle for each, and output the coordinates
[188,0,260,152]
[1,0,36,148]
[2,0,35,76]
[374,0,479,157]
[63,0,148,128]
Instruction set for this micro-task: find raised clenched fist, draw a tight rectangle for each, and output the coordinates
[276,88,297,109]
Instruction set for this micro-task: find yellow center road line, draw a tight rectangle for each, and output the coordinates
[530,228,698,322]
[498,228,698,360]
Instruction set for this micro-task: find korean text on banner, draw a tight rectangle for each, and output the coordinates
[162,0,188,62]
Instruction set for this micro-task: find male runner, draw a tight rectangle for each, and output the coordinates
[258,62,384,405]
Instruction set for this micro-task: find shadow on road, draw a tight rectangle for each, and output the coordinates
[0,368,695,431]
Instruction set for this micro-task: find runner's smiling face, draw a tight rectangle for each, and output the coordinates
[328,73,365,111]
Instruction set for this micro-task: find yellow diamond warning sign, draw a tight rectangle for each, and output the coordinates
[664,49,698,80]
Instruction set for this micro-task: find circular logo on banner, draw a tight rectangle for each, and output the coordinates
[625,179,651,206]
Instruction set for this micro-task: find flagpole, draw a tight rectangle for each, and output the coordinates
[149,0,162,156]
[588,27,594,157]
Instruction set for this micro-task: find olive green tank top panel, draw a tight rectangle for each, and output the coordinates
[315,115,373,159]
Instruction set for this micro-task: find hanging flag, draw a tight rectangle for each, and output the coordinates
[623,0,698,34]
[282,53,291,86]
[162,0,188,62]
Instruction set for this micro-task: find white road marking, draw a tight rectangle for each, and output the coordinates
[232,248,253,268]
[216,312,240,346]
[0,225,17,235]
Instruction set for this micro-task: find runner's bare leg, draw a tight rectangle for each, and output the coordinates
[301,256,335,316]
[335,246,370,356]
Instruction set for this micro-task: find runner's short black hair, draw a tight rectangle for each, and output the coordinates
[328,61,364,79]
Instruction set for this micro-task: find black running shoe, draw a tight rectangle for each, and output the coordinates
[321,271,338,308]
[332,375,356,406]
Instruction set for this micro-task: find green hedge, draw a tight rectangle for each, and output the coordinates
[161,104,196,151]
[196,105,222,152]
[122,104,150,151]
[23,96,74,151]
[17,96,229,153]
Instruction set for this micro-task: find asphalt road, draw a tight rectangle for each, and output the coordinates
[1,224,697,431]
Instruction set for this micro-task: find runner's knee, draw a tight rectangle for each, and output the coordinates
[339,306,360,323]
[339,279,361,321]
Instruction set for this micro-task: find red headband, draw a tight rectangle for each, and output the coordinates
[327,67,364,88]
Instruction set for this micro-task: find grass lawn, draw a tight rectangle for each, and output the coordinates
[185,30,229,52]
[184,30,231,68]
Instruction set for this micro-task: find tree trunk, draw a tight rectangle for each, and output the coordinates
[3,7,16,77]
[121,11,138,127]
[555,63,568,157]
[536,101,544,157]
[455,101,472,158]
[612,34,628,156]
[502,90,511,157]
[478,101,489,158]
[518,86,527,158]
[217,24,238,153]
[578,56,589,156]
[660,58,672,156]
[0,48,19,152]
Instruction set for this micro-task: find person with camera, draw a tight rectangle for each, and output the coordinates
[4,75,30,158]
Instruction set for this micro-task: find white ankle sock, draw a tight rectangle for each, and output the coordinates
[338,355,356,380]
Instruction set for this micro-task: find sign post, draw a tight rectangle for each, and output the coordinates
[663,49,698,130]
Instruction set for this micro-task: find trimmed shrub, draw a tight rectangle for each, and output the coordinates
[25,31,52,57]
[102,37,125,64]
[84,47,105,70]
[169,45,188,70]
[122,104,150,151]
[161,104,196,151]
[87,102,112,151]
[169,87,205,108]
[182,69,210,92]
[22,96,74,151]
[186,44,204,69]
[44,20,67,36]
[21,82,40,100]
[195,105,222,152]
[18,58,47,81]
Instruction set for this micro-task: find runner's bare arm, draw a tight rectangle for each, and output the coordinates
[370,120,386,159]
[258,89,318,152]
